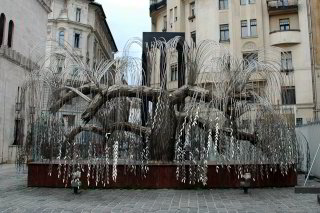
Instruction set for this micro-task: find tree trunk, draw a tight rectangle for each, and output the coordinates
[149,102,177,161]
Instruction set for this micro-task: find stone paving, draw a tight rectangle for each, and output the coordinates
[0,164,319,213]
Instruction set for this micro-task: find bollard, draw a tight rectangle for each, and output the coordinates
[71,171,82,194]
[240,173,251,194]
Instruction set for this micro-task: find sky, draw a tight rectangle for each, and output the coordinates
[96,0,151,58]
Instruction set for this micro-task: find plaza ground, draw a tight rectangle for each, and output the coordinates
[0,164,319,213]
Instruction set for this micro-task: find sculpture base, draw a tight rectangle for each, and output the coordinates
[27,162,297,189]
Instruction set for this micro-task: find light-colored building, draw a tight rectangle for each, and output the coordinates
[44,0,118,130]
[46,0,117,70]
[307,0,320,120]
[0,0,51,163]
[149,0,314,125]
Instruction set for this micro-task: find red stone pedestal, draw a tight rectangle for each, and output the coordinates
[27,163,297,189]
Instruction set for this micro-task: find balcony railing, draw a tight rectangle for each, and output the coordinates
[267,0,298,15]
[150,0,167,14]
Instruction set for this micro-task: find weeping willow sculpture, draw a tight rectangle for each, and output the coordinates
[18,37,298,186]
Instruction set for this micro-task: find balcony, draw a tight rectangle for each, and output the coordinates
[269,29,301,46]
[267,0,298,15]
[150,0,167,14]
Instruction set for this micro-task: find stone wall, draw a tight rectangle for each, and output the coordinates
[296,122,320,178]
[0,46,39,163]
[0,56,31,163]
[0,46,38,71]
[0,0,49,58]
[0,0,49,163]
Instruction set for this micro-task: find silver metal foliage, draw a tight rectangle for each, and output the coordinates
[17,37,299,186]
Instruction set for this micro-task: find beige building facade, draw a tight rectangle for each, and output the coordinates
[47,0,117,69]
[150,0,314,125]
[0,0,51,163]
[44,0,118,130]
[308,0,320,120]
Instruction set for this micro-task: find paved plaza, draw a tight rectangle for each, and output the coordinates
[0,164,319,213]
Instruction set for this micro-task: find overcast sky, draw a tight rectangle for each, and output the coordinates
[96,0,151,58]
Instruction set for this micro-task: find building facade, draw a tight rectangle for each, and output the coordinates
[150,0,314,125]
[307,0,320,120]
[46,0,117,69]
[43,0,118,139]
[0,0,51,163]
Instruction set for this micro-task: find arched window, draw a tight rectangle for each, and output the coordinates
[0,13,6,46]
[7,20,14,48]
[59,31,64,46]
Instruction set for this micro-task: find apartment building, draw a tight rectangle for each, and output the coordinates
[308,0,320,119]
[47,0,117,70]
[45,0,118,128]
[149,0,314,125]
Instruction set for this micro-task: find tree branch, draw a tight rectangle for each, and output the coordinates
[81,85,223,123]
[176,112,257,145]
[82,85,163,123]
[65,122,151,142]
[49,84,100,113]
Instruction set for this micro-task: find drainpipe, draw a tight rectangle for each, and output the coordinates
[1,78,6,163]
[306,0,318,120]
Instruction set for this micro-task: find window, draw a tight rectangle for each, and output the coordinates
[240,0,247,5]
[56,56,65,74]
[170,63,178,81]
[243,52,258,68]
[281,51,293,72]
[280,19,290,31]
[74,33,80,48]
[191,31,196,45]
[7,20,14,48]
[13,118,23,145]
[245,84,264,101]
[72,67,79,77]
[279,0,289,6]
[281,86,296,105]
[170,9,173,25]
[93,40,97,58]
[241,20,248,38]
[63,115,75,127]
[190,2,195,17]
[163,15,167,32]
[174,6,178,22]
[0,13,5,46]
[241,119,250,130]
[241,0,255,5]
[241,20,257,38]
[226,55,231,70]
[296,118,303,126]
[220,24,229,42]
[250,19,257,36]
[76,8,81,22]
[219,0,228,10]
[65,98,72,105]
[59,31,64,46]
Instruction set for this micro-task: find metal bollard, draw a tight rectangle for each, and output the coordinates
[71,171,82,194]
[240,173,251,194]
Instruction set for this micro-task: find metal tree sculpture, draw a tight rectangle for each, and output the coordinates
[18,37,297,185]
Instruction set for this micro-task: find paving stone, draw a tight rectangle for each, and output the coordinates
[0,164,320,213]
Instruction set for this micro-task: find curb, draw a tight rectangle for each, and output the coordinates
[295,186,320,194]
